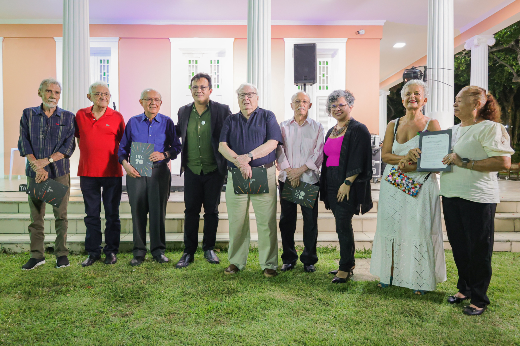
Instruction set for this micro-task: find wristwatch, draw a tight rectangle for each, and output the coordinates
[344,180,352,186]
[163,151,170,159]
[461,158,470,168]
[247,152,254,160]
[48,157,54,164]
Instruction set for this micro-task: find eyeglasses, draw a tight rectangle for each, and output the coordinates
[238,92,257,99]
[293,100,309,105]
[191,86,209,91]
[330,103,348,110]
[142,98,162,103]
[92,92,110,98]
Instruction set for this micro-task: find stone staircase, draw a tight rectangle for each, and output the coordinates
[0,187,519,253]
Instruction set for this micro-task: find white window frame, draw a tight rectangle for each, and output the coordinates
[0,37,4,177]
[55,37,119,110]
[169,38,234,124]
[284,38,347,132]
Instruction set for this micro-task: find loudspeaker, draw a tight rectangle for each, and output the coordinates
[294,43,316,84]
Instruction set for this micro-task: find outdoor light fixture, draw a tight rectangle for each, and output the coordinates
[393,42,406,48]
[403,66,427,82]
[356,30,365,35]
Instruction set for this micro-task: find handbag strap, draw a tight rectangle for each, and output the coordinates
[393,118,400,138]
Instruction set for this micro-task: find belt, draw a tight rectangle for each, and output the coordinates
[228,161,275,172]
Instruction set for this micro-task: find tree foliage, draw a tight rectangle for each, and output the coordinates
[386,21,520,161]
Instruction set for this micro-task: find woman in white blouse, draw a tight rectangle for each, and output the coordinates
[441,86,514,316]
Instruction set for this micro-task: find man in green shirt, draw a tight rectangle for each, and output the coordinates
[175,73,232,268]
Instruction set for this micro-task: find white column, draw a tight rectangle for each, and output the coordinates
[62,0,90,113]
[247,0,271,109]
[426,0,454,130]
[0,37,4,177]
[379,90,390,139]
[62,0,90,177]
[464,35,495,91]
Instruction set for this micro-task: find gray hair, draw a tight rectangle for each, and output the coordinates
[400,79,429,99]
[236,83,258,96]
[39,78,61,92]
[326,89,355,114]
[89,81,110,94]
[291,91,310,103]
[140,88,162,100]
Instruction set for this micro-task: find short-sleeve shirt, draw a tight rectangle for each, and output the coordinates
[75,106,125,177]
[18,104,76,178]
[219,107,283,168]
[440,120,515,203]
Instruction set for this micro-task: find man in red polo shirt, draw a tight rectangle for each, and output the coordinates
[76,81,125,266]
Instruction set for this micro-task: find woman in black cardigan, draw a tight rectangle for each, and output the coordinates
[320,90,373,283]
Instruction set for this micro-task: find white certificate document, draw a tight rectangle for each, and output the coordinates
[417,129,452,172]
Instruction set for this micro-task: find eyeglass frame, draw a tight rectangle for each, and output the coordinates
[238,92,257,99]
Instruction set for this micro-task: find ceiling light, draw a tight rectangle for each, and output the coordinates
[393,43,406,48]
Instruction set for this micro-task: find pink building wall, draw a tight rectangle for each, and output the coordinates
[1,24,382,175]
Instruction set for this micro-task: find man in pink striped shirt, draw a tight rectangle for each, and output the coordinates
[276,91,324,273]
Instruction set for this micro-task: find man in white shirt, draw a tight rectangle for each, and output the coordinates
[276,91,324,272]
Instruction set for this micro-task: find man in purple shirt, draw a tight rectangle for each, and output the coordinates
[276,91,324,273]
[118,89,182,266]
[18,78,76,270]
[219,83,283,277]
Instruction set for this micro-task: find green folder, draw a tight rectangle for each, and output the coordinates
[280,181,319,208]
[130,142,154,177]
[231,167,269,194]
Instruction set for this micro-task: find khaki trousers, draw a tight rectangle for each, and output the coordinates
[27,174,70,259]
[226,166,278,270]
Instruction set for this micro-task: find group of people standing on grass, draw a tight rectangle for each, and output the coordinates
[18,74,513,317]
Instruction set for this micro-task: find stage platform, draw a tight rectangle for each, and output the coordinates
[0,176,519,253]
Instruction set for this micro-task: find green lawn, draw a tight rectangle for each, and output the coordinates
[0,249,518,346]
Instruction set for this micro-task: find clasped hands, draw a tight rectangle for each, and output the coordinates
[235,154,253,179]
[398,148,421,171]
[29,159,50,183]
[285,166,307,188]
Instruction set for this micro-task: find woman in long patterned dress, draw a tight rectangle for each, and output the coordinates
[370,80,447,294]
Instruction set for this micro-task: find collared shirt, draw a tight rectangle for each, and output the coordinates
[219,107,283,168]
[277,117,324,184]
[118,113,182,165]
[75,106,125,177]
[18,104,76,178]
[186,103,217,174]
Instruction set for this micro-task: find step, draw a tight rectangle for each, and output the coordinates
[0,212,378,234]
[1,231,519,254]
[1,211,519,234]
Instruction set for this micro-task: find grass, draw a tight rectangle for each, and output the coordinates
[0,248,519,346]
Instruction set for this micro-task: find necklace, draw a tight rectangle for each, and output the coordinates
[331,119,350,137]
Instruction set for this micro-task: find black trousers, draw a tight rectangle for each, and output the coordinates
[326,167,355,272]
[80,176,122,257]
[278,180,319,265]
[442,197,496,308]
[183,167,225,255]
[127,163,171,257]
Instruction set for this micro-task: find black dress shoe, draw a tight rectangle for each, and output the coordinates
[130,256,145,267]
[175,253,193,268]
[331,276,348,284]
[328,269,338,275]
[153,254,170,264]
[204,250,220,264]
[447,295,470,304]
[81,255,101,267]
[463,305,486,316]
[281,263,296,272]
[104,253,117,265]
[304,264,316,272]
